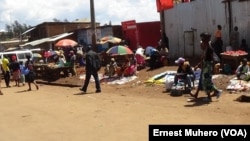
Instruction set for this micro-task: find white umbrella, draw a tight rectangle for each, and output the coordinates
[33,53,42,58]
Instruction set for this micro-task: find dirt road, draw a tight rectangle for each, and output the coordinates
[0,78,249,141]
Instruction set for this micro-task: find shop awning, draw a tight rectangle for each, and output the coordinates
[20,32,74,47]
[21,27,36,35]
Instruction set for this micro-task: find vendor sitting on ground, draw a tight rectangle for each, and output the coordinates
[174,57,195,90]
[149,48,161,70]
[104,58,118,77]
[123,56,137,77]
[235,58,249,80]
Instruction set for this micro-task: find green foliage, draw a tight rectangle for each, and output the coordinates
[0,20,31,41]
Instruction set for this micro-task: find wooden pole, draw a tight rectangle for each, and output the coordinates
[160,11,165,40]
[90,0,97,51]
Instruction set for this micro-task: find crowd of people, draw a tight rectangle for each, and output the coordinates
[171,32,223,102]
[1,27,248,100]
[104,55,137,78]
[0,54,39,95]
[0,46,85,95]
[43,49,78,76]
[180,24,250,102]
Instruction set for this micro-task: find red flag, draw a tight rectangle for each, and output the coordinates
[156,0,162,12]
[156,0,174,12]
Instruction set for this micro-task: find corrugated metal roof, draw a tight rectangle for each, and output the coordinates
[49,32,74,41]
[21,27,36,35]
[20,32,74,47]
[20,38,50,47]
[73,18,91,23]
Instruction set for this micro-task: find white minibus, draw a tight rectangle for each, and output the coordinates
[0,50,33,63]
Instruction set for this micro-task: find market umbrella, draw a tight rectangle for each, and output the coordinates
[106,45,133,56]
[99,36,122,44]
[43,50,60,58]
[51,50,60,55]
[33,53,42,58]
[55,39,78,47]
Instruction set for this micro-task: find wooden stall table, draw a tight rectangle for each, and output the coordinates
[220,53,248,72]
[33,64,48,78]
[13,63,73,83]
[42,65,73,81]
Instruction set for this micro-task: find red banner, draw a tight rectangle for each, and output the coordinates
[156,0,174,12]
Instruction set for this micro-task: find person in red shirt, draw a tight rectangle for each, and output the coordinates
[9,55,21,86]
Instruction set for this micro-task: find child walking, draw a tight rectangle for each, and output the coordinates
[19,61,26,86]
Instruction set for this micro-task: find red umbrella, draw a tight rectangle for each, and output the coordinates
[55,39,78,47]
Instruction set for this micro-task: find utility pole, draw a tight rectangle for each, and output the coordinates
[160,11,165,41]
[90,0,97,51]
[222,0,232,40]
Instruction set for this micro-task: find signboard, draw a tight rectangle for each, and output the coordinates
[121,20,137,30]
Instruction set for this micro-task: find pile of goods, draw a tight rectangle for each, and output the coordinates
[47,63,58,69]
[221,50,248,56]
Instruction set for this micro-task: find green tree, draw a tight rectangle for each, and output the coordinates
[0,20,31,41]
[53,18,69,22]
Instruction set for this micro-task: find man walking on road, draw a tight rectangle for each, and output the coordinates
[79,45,101,93]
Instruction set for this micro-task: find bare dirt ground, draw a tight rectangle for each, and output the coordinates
[0,64,250,141]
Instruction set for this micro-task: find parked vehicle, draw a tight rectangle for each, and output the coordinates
[0,50,33,63]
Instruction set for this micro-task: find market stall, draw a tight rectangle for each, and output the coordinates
[33,63,73,81]
[33,64,47,78]
[220,50,248,73]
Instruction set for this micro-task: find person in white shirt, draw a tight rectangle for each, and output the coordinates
[58,55,66,67]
